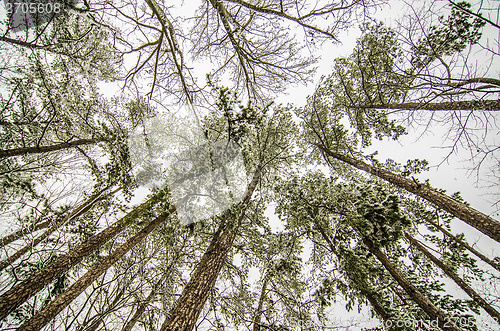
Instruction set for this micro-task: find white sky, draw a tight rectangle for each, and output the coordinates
[85,0,500,328]
[1,0,499,329]
[270,0,500,329]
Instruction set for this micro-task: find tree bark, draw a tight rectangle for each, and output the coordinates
[363,238,460,331]
[0,139,102,159]
[0,186,116,273]
[425,217,500,272]
[252,273,270,331]
[17,210,172,331]
[319,147,500,243]
[0,188,168,322]
[355,99,500,111]
[159,167,261,331]
[406,233,500,324]
[0,220,51,249]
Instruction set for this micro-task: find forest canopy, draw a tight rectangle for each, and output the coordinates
[0,0,499,330]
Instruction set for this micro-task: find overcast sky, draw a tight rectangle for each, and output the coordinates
[272,2,500,328]
[1,0,498,329]
[123,1,500,328]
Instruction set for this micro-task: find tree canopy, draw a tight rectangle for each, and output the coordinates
[0,0,499,330]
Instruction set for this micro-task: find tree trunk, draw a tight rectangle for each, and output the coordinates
[0,139,102,159]
[363,238,460,331]
[355,100,500,111]
[252,273,270,331]
[405,233,500,324]
[159,167,261,331]
[17,210,172,331]
[425,217,500,272]
[319,147,500,243]
[0,223,124,322]
[0,188,168,322]
[0,186,117,273]
[313,218,392,324]
[0,220,51,249]
[360,289,392,323]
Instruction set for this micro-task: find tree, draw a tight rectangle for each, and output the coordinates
[160,89,298,329]
[362,238,460,330]
[311,9,498,171]
[0,50,135,180]
[0,187,170,322]
[244,232,328,330]
[69,218,193,331]
[0,1,120,69]
[275,174,483,330]
[17,208,173,331]
[353,100,500,111]
[405,232,500,323]
[424,215,500,272]
[0,139,105,159]
[297,20,500,241]
[311,212,395,326]
[0,6,153,217]
[0,186,118,273]
[318,148,500,243]
[160,169,260,330]
[0,221,51,250]
[30,0,381,102]
[121,276,164,331]
[1,0,498,329]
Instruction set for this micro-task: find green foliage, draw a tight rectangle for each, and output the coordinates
[401,159,429,177]
[204,85,299,183]
[298,27,407,157]
[306,3,487,153]
[211,84,267,144]
[275,172,483,329]
[0,1,496,330]
[37,11,121,81]
[350,186,411,247]
[450,191,470,206]
[411,1,486,68]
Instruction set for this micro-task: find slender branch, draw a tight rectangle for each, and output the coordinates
[224,0,338,40]
[144,0,193,103]
[448,0,500,30]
